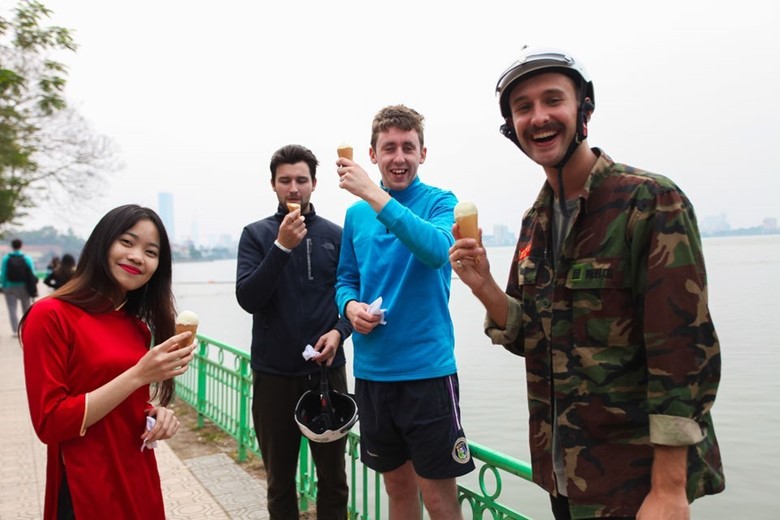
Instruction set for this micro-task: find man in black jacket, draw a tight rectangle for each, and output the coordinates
[236,144,352,520]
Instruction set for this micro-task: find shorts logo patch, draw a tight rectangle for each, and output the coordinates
[452,437,471,464]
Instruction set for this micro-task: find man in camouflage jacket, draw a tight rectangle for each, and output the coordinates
[449,46,724,519]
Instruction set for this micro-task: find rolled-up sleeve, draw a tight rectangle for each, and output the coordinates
[484,294,524,355]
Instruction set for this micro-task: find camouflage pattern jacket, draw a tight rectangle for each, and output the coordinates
[486,150,724,518]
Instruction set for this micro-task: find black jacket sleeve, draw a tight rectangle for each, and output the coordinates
[235,219,289,313]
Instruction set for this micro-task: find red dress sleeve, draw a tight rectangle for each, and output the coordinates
[22,298,87,444]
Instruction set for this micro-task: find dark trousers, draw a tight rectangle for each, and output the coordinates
[57,467,75,520]
[253,368,349,520]
[550,494,635,520]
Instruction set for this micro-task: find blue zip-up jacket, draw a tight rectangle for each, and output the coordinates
[236,204,351,375]
[336,176,458,381]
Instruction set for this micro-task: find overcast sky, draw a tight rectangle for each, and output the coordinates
[12,0,779,243]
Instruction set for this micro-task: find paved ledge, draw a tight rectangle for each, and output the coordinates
[186,453,269,519]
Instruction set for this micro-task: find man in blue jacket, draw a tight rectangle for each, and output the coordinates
[336,105,475,520]
[1,238,36,336]
[236,144,352,520]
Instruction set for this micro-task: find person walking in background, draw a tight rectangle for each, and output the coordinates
[449,46,724,519]
[46,256,60,276]
[1,238,36,336]
[236,144,352,520]
[335,105,475,520]
[20,204,197,519]
[44,253,77,291]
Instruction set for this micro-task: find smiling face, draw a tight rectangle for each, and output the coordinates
[369,126,427,191]
[272,161,316,213]
[108,218,160,297]
[507,72,581,168]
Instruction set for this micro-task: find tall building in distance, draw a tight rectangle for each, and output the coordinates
[482,224,517,247]
[700,213,730,235]
[158,192,175,243]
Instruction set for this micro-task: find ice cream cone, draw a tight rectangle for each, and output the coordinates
[337,144,353,161]
[174,310,199,349]
[454,201,480,266]
[454,201,479,242]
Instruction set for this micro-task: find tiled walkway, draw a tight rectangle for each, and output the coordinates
[0,290,269,519]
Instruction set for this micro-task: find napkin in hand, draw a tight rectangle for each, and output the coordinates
[302,344,318,360]
[367,296,388,325]
[141,416,158,451]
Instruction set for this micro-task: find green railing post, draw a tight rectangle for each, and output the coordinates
[347,435,359,519]
[297,438,310,512]
[236,355,250,462]
[196,339,207,428]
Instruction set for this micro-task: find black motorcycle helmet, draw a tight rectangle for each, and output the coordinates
[294,368,358,443]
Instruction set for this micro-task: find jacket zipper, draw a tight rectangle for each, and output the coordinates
[306,238,313,280]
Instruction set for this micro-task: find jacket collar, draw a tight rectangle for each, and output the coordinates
[381,176,424,202]
[532,148,612,212]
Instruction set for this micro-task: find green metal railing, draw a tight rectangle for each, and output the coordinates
[175,334,536,519]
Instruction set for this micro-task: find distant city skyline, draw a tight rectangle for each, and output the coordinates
[700,213,778,235]
[150,193,775,250]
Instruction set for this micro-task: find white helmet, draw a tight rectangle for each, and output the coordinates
[496,46,594,120]
[294,374,358,443]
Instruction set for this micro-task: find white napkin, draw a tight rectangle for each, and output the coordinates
[302,344,318,360]
[367,296,388,325]
[141,416,158,451]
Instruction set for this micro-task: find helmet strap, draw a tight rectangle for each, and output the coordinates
[556,166,568,217]
[500,121,523,150]
[552,89,591,217]
[319,365,336,426]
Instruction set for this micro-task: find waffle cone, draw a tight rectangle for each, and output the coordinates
[337,145,353,160]
[456,214,479,241]
[175,323,198,349]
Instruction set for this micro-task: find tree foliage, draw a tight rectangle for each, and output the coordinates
[0,1,117,230]
[8,224,85,254]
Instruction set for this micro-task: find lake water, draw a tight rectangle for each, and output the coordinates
[172,235,779,519]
